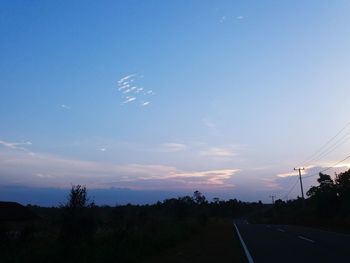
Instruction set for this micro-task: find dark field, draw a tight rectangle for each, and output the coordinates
[147,218,245,263]
[0,188,259,263]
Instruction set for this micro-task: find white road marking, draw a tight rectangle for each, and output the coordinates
[298,236,315,243]
[278,228,285,232]
[234,223,255,263]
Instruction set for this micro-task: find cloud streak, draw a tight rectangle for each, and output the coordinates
[219,15,244,24]
[276,162,350,178]
[163,169,239,186]
[157,143,188,153]
[118,74,137,85]
[0,150,239,190]
[200,146,237,158]
[61,104,71,110]
[116,73,154,106]
[122,96,136,104]
[0,140,32,151]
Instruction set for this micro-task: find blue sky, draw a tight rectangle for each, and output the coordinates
[1,0,350,205]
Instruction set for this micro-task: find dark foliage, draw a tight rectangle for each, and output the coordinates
[0,189,262,263]
[253,169,350,231]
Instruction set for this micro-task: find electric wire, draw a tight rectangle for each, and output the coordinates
[279,122,350,201]
[281,178,299,200]
[280,155,350,201]
[303,155,350,179]
[305,132,350,165]
[296,122,350,168]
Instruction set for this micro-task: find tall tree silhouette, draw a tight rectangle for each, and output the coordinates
[335,169,350,215]
[307,173,338,217]
[60,185,96,240]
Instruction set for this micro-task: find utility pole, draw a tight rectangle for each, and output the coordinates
[294,167,305,199]
[269,195,276,204]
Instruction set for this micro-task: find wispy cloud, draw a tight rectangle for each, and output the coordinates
[0,140,32,151]
[116,73,154,107]
[275,162,350,178]
[219,15,244,24]
[261,178,282,189]
[219,16,226,23]
[200,147,237,158]
[118,73,137,85]
[0,150,239,189]
[36,173,53,178]
[122,96,136,104]
[157,143,188,153]
[276,170,304,178]
[61,104,71,110]
[163,169,239,186]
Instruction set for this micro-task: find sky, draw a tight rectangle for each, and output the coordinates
[1,0,350,205]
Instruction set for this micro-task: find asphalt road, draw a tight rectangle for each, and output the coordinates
[235,221,350,263]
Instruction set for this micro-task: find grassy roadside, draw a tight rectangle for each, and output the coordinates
[145,218,246,263]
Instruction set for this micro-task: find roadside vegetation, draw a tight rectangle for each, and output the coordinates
[146,217,246,263]
[0,186,259,263]
[252,169,350,232]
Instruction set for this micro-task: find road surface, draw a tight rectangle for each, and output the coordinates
[234,221,350,263]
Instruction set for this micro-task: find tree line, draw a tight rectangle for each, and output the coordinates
[255,169,350,230]
[0,186,262,263]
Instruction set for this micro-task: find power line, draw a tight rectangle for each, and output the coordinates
[280,122,350,201]
[282,178,299,201]
[277,122,350,202]
[303,155,350,179]
[280,155,350,201]
[296,122,350,168]
[278,170,302,201]
[306,132,350,165]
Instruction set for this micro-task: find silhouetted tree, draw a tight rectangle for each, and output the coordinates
[67,185,90,209]
[306,173,338,217]
[335,169,350,215]
[212,197,220,204]
[60,185,97,240]
[193,190,207,205]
